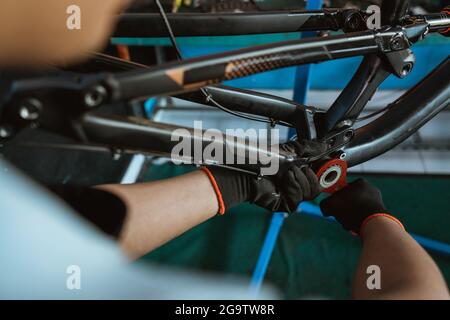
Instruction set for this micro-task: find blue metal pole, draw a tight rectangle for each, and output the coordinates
[289,0,324,138]
[249,0,324,297]
[144,97,157,118]
[410,234,450,257]
[249,212,286,297]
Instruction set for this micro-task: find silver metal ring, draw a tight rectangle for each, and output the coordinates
[319,165,342,189]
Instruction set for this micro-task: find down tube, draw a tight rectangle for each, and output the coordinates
[344,57,450,167]
[79,112,295,175]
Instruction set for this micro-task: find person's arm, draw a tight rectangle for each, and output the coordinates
[98,170,219,259]
[99,166,319,259]
[321,179,449,300]
[98,141,325,259]
[0,0,130,65]
[354,216,449,299]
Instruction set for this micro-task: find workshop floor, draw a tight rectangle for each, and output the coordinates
[138,162,450,299]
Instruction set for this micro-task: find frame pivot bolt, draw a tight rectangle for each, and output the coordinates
[390,36,406,51]
[18,98,42,121]
[344,130,354,141]
[0,125,14,139]
[328,137,336,148]
[84,85,107,108]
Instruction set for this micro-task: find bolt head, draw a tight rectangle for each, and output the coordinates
[328,137,337,147]
[0,125,13,139]
[18,99,42,121]
[84,85,107,108]
[390,36,405,51]
[344,130,354,141]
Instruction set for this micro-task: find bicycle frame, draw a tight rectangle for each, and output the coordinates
[67,52,450,172]
[114,9,361,37]
[0,0,449,176]
[113,6,450,37]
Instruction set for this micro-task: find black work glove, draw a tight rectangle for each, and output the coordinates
[202,140,326,214]
[320,178,392,234]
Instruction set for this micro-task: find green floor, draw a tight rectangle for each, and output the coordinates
[139,163,450,299]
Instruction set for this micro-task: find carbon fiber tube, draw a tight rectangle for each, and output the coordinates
[113,10,343,37]
[176,85,318,139]
[344,57,450,167]
[79,112,296,176]
[113,31,380,100]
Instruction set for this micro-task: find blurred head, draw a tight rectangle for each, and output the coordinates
[0,0,131,66]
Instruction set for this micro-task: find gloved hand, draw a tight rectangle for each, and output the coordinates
[201,140,326,214]
[320,178,403,235]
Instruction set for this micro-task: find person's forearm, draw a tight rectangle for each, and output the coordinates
[98,170,219,259]
[353,216,449,300]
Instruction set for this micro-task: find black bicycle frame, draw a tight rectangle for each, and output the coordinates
[1,0,449,176]
[68,55,449,175]
[111,25,423,101]
[345,57,450,167]
[76,55,450,171]
[114,9,359,38]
